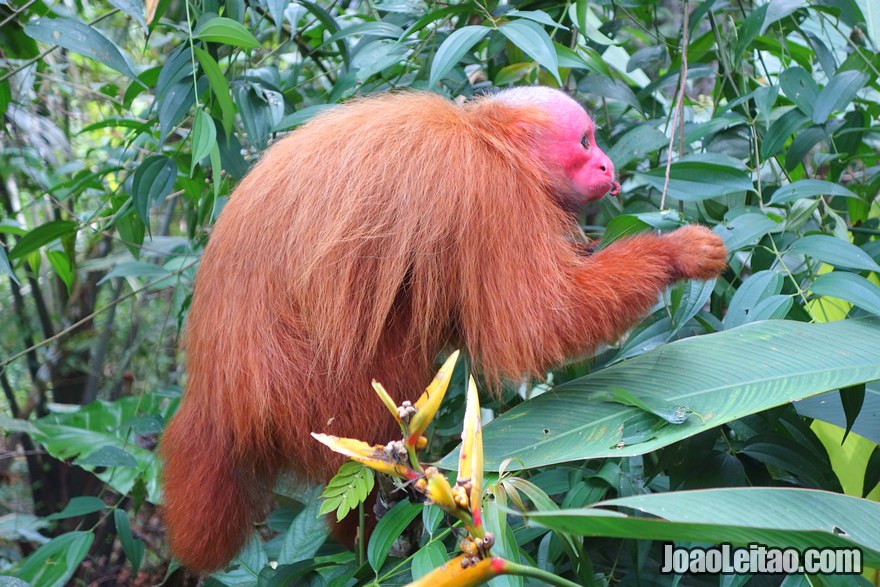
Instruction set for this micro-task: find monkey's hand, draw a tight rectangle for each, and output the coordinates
[662,225,728,281]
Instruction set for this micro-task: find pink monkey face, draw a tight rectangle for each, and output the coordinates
[497,87,618,207]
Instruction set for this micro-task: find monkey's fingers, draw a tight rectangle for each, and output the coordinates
[663,225,728,281]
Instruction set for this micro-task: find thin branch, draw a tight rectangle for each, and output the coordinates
[660,0,690,210]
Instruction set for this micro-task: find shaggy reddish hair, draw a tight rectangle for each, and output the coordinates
[160,91,726,572]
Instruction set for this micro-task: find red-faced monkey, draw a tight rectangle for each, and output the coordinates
[160,87,727,572]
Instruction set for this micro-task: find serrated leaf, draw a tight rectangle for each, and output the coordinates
[499,19,560,84]
[131,156,177,226]
[24,17,138,80]
[194,16,261,49]
[429,26,490,87]
[811,273,880,316]
[788,235,880,272]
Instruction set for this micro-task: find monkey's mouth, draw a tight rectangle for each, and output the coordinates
[609,181,621,196]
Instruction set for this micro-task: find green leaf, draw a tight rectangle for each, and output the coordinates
[8,220,77,260]
[865,445,880,498]
[840,383,865,442]
[639,154,754,201]
[770,179,858,204]
[429,26,490,88]
[0,79,11,120]
[191,110,217,174]
[278,488,330,564]
[0,247,17,284]
[114,509,145,573]
[714,212,777,251]
[194,16,261,49]
[760,108,809,159]
[606,124,667,169]
[24,17,139,80]
[577,75,642,111]
[46,250,74,292]
[76,445,138,468]
[367,500,422,571]
[723,270,783,329]
[411,542,449,579]
[795,384,880,446]
[275,104,335,131]
[779,66,819,117]
[319,461,374,521]
[108,0,147,27]
[788,235,880,272]
[194,47,236,136]
[507,10,566,29]
[811,273,880,316]
[31,394,176,502]
[669,278,715,335]
[526,488,880,566]
[499,19,560,85]
[131,156,177,226]
[47,496,106,520]
[813,70,869,123]
[17,531,94,587]
[323,21,404,44]
[437,319,880,470]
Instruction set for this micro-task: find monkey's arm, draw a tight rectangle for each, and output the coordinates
[560,225,726,353]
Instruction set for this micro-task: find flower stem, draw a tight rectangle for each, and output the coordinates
[502,561,583,587]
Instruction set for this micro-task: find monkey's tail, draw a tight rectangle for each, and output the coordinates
[160,404,269,573]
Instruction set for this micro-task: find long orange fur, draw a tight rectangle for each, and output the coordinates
[160,91,726,572]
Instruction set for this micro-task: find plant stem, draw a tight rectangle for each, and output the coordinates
[502,561,584,587]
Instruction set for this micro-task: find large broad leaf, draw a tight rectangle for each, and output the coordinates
[193,16,261,49]
[17,393,178,502]
[638,154,754,201]
[438,319,880,470]
[524,488,880,567]
[24,17,138,80]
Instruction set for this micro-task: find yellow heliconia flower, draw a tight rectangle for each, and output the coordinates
[406,555,507,587]
[310,433,418,480]
[457,375,484,532]
[426,469,458,511]
[407,350,460,446]
[371,379,404,426]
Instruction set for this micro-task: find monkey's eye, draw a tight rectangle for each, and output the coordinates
[580,134,590,149]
